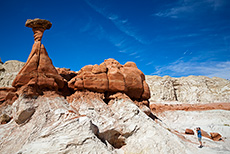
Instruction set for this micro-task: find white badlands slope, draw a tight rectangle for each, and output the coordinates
[0,95,229,154]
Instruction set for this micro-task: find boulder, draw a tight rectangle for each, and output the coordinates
[92,63,107,74]
[0,113,11,124]
[141,80,151,100]
[78,65,93,74]
[201,129,211,139]
[104,58,122,69]
[185,128,194,135]
[210,132,222,141]
[123,61,137,68]
[12,97,37,124]
[120,67,143,99]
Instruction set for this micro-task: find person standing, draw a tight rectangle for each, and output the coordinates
[196,127,203,148]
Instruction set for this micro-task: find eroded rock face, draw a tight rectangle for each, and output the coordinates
[0,60,25,87]
[0,87,18,108]
[56,68,77,81]
[146,75,230,103]
[68,58,150,100]
[0,97,112,154]
[12,19,65,96]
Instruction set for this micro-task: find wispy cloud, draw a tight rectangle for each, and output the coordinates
[183,50,188,55]
[119,50,127,53]
[107,14,149,45]
[114,39,125,47]
[153,58,230,79]
[79,18,93,33]
[139,59,144,62]
[129,52,138,56]
[85,0,149,45]
[154,0,226,18]
[155,5,193,18]
[154,33,201,42]
[146,61,154,66]
[82,0,149,64]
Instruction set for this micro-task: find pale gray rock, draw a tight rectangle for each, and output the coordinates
[0,96,111,154]
[110,99,189,154]
[12,97,37,124]
[146,75,230,104]
[0,60,25,87]
[71,97,193,153]
[0,95,229,153]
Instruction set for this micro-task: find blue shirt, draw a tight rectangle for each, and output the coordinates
[197,130,202,138]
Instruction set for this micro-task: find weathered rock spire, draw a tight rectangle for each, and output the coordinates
[12,18,65,96]
[25,18,52,42]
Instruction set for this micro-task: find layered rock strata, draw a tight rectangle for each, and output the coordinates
[146,75,230,103]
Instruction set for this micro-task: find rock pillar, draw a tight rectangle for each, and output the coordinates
[12,18,65,96]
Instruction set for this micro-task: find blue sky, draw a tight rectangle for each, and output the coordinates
[1,0,230,79]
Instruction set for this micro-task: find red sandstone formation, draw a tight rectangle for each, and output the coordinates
[68,58,150,101]
[0,87,17,106]
[56,68,77,81]
[210,132,222,141]
[200,129,214,140]
[185,128,194,135]
[67,91,105,104]
[12,19,65,96]
[150,103,230,113]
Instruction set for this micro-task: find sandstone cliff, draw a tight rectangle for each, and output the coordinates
[146,75,230,104]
